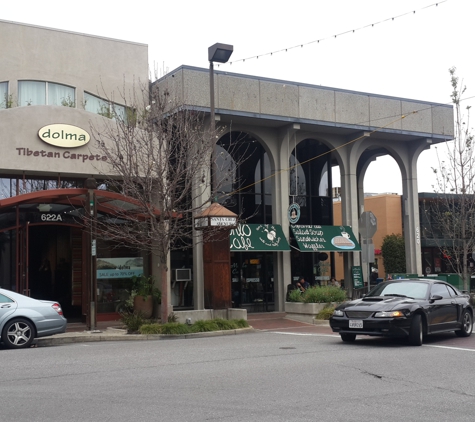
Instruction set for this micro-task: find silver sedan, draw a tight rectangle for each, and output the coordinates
[0,288,67,349]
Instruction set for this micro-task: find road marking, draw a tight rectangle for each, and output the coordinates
[268,331,338,337]
[423,344,475,352]
[268,332,475,350]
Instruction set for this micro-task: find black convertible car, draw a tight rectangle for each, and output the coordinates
[330,279,473,346]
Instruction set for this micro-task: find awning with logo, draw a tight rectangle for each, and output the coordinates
[230,223,290,252]
[290,225,361,252]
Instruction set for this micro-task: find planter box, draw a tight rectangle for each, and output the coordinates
[285,302,339,324]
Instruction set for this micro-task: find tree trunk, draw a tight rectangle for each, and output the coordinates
[160,263,171,323]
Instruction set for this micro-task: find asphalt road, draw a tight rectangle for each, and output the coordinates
[1,329,474,422]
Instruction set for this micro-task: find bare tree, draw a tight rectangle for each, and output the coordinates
[425,67,475,291]
[87,81,233,322]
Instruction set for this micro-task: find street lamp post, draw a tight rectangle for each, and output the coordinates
[208,43,233,199]
[85,177,97,331]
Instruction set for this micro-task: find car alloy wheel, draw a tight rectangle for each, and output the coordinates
[455,311,473,337]
[408,314,423,346]
[2,318,35,349]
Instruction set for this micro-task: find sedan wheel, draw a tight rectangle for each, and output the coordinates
[455,310,473,337]
[2,318,35,349]
[408,314,423,346]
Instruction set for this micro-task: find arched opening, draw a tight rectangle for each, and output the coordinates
[289,139,333,286]
[216,131,275,311]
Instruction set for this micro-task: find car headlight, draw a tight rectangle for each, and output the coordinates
[333,309,344,317]
[374,310,406,318]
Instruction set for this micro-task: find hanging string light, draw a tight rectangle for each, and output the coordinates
[216,1,446,68]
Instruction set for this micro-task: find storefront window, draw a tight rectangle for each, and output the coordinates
[96,241,144,314]
[0,230,15,290]
[96,256,143,313]
[217,132,271,223]
[289,139,333,286]
[0,177,84,198]
[217,132,276,312]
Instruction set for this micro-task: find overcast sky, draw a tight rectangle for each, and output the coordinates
[3,0,474,194]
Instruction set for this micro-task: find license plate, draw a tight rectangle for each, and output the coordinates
[349,320,363,329]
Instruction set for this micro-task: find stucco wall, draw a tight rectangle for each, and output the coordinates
[1,20,148,105]
[0,105,115,176]
[0,20,149,178]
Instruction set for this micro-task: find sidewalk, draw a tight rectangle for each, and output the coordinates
[35,313,329,347]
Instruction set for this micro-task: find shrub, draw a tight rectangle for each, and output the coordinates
[234,319,250,328]
[191,319,249,332]
[139,323,162,335]
[287,288,304,302]
[302,286,347,303]
[123,317,250,335]
[120,311,148,333]
[213,318,238,330]
[381,233,406,274]
[191,320,220,332]
[167,312,178,323]
[315,305,336,320]
[160,322,191,335]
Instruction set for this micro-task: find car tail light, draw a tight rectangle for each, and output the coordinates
[52,303,63,316]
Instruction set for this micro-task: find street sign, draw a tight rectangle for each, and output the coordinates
[359,211,377,239]
[352,266,364,289]
[361,239,375,263]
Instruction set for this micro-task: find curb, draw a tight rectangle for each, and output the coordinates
[35,327,255,347]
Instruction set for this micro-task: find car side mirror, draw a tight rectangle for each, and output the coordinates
[429,294,443,303]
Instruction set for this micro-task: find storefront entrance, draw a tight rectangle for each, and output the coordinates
[231,252,274,312]
[0,187,154,323]
[27,225,83,319]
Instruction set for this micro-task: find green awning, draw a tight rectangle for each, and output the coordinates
[230,223,290,252]
[291,225,361,252]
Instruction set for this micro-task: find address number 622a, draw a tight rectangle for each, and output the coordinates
[40,213,63,222]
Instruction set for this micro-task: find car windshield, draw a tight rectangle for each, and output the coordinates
[368,281,429,300]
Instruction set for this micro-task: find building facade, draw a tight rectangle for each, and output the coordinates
[1,20,454,322]
[155,66,454,311]
[0,20,149,321]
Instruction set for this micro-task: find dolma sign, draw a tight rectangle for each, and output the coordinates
[38,124,90,148]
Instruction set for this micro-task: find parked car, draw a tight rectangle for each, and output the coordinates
[330,279,473,346]
[0,288,67,349]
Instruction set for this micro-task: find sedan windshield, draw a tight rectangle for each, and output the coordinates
[368,282,429,300]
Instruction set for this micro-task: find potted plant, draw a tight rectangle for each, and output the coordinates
[131,275,161,319]
[285,285,347,323]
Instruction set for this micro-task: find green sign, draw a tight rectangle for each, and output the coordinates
[230,224,290,252]
[352,266,364,289]
[291,225,361,252]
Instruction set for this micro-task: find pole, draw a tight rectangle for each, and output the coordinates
[366,212,371,293]
[88,188,97,331]
[209,60,217,202]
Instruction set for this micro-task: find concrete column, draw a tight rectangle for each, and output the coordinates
[191,117,212,310]
[274,124,298,311]
[399,140,431,276]
[335,133,368,296]
[193,236,205,310]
